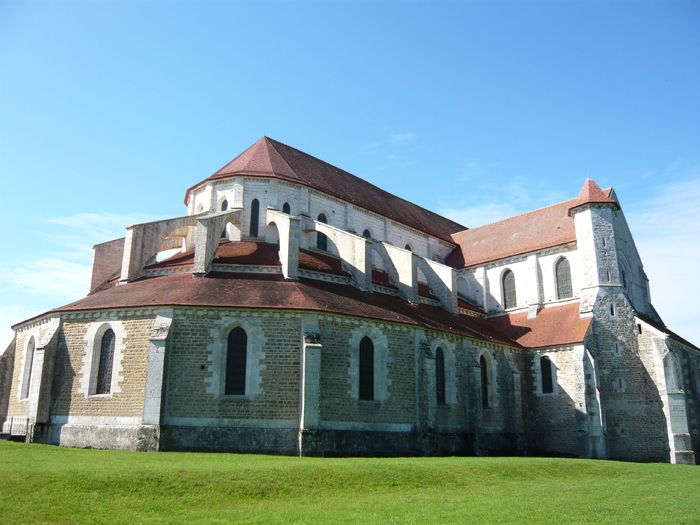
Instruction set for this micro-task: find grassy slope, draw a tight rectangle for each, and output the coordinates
[1,441,699,524]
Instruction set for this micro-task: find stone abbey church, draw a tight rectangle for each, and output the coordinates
[1,137,698,464]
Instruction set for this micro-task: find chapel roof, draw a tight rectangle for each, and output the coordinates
[43,272,517,347]
[488,303,592,348]
[185,137,467,243]
[446,179,613,269]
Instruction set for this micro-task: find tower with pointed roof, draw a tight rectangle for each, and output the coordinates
[1,138,698,464]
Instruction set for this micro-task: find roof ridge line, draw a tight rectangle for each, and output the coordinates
[456,196,578,232]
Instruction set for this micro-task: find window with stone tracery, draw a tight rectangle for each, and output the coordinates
[555,257,573,300]
[502,269,517,310]
[96,329,115,395]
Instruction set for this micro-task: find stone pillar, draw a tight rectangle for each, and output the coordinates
[267,209,300,280]
[526,253,542,319]
[416,333,439,455]
[141,311,173,451]
[193,210,241,276]
[659,347,695,464]
[26,317,61,444]
[299,314,322,456]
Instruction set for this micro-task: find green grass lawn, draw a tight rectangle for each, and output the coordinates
[1,441,699,524]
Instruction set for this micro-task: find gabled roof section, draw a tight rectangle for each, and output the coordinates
[446,198,577,268]
[446,179,615,269]
[185,137,467,243]
[568,178,619,216]
[488,303,591,348]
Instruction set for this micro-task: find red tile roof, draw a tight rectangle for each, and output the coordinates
[42,272,517,346]
[487,303,591,348]
[568,178,619,215]
[446,198,577,268]
[185,137,466,242]
[446,179,615,268]
[146,241,349,276]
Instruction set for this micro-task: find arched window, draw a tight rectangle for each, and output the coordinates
[405,244,412,252]
[502,269,517,309]
[436,347,446,405]
[362,229,371,239]
[480,355,489,409]
[221,199,229,238]
[555,258,573,299]
[282,202,291,214]
[96,329,115,395]
[359,336,374,401]
[20,337,35,399]
[249,199,260,238]
[317,213,328,251]
[621,269,627,290]
[225,327,247,395]
[541,356,554,394]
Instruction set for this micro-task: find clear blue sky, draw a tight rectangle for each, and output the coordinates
[1,0,699,351]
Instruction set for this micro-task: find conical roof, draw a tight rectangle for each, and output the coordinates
[568,178,619,215]
[185,137,467,242]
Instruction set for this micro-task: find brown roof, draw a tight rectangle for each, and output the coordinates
[41,272,517,346]
[568,178,619,215]
[446,198,577,268]
[446,179,615,269]
[185,137,467,243]
[146,241,349,276]
[487,303,591,348]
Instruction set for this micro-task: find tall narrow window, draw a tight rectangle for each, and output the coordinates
[359,336,374,401]
[480,355,489,409]
[220,200,229,238]
[541,356,553,394]
[317,213,328,251]
[555,257,573,299]
[621,269,627,289]
[225,327,247,395]
[20,337,35,399]
[282,202,291,214]
[502,269,517,309]
[436,347,446,405]
[96,329,115,394]
[249,199,260,237]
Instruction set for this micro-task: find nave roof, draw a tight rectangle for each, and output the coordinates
[186,137,467,243]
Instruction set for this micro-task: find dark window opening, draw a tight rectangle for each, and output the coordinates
[541,356,553,394]
[480,355,489,409]
[282,202,291,214]
[362,229,371,238]
[225,327,247,395]
[405,244,412,252]
[96,329,115,395]
[249,199,260,237]
[317,213,328,251]
[503,270,517,310]
[436,347,446,405]
[221,200,228,212]
[359,336,374,401]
